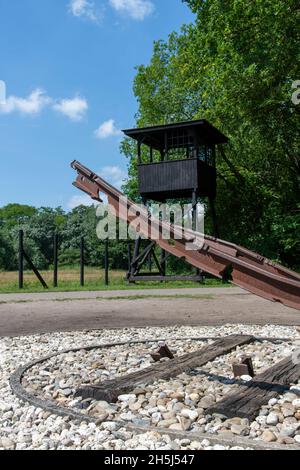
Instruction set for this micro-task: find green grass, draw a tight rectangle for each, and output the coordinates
[0,266,230,294]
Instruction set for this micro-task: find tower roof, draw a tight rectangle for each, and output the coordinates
[123,119,228,150]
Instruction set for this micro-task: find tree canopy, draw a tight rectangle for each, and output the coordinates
[0,204,129,271]
[122,0,300,269]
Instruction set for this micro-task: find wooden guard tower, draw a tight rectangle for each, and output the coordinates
[123,119,228,283]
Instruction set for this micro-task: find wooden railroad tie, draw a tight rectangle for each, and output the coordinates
[75,334,255,402]
[207,355,300,421]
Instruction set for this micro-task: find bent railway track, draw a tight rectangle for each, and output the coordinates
[71,161,300,311]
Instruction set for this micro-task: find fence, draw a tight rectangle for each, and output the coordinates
[18,230,110,289]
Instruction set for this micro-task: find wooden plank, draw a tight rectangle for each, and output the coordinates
[53,234,58,288]
[23,250,48,289]
[80,237,84,287]
[104,239,109,286]
[207,356,300,421]
[75,334,255,402]
[19,229,24,289]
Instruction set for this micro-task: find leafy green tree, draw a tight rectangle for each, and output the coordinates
[59,205,129,270]
[0,204,37,230]
[17,207,66,269]
[122,0,300,269]
[0,203,130,271]
[0,230,15,270]
[59,205,102,266]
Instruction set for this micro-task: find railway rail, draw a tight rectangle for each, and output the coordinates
[71,161,300,311]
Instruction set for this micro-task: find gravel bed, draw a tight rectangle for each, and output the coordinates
[1,324,300,450]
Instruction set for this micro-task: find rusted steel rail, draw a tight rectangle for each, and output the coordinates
[71,161,300,311]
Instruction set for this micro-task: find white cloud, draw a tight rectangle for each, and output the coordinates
[109,0,154,20]
[0,88,51,115]
[94,119,121,139]
[53,96,88,122]
[101,165,127,189]
[0,89,88,122]
[69,0,102,22]
[68,194,95,209]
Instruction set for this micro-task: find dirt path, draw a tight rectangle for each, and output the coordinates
[0,287,299,337]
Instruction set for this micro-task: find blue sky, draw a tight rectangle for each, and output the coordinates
[0,0,194,210]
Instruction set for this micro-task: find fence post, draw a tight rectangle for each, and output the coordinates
[105,239,109,286]
[127,242,132,273]
[80,237,85,287]
[53,234,58,288]
[19,230,24,289]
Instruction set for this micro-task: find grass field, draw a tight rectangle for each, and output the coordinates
[0,266,228,293]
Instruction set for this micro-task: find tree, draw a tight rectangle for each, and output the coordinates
[0,202,130,271]
[16,207,66,269]
[0,230,15,270]
[122,0,300,269]
[59,205,129,269]
[0,204,37,230]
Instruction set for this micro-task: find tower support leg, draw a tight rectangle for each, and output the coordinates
[209,197,220,239]
[131,236,141,277]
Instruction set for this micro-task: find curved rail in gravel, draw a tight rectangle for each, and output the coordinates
[9,335,299,450]
[10,337,219,423]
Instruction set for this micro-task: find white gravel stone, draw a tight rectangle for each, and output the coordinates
[256,416,267,426]
[0,324,299,450]
[261,430,276,443]
[292,399,300,408]
[280,426,295,438]
[266,413,279,426]
[0,437,16,449]
[118,395,136,403]
[0,402,13,413]
[180,409,198,421]
[201,439,211,448]
[240,375,253,382]
[268,398,278,407]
